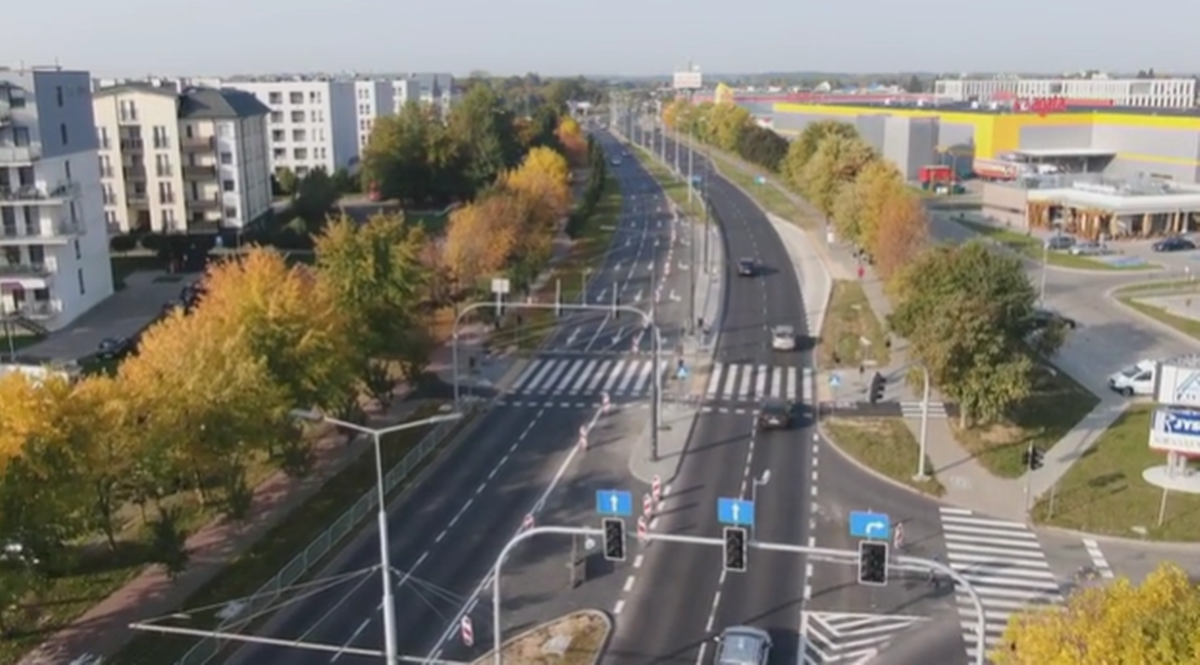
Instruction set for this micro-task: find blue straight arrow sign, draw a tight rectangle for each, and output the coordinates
[596,490,633,517]
[717,497,755,526]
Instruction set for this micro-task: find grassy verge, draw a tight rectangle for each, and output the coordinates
[697,146,819,229]
[1115,282,1200,342]
[952,366,1100,478]
[953,219,1157,271]
[1032,404,1200,541]
[107,401,458,665]
[824,418,945,496]
[1114,279,1200,297]
[475,610,610,665]
[817,281,890,369]
[629,145,704,218]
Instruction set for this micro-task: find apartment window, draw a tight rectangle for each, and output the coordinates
[60,123,69,145]
[273,148,286,160]
[293,147,308,160]
[222,179,235,192]
[104,210,117,225]
[98,155,112,178]
[316,147,327,160]
[64,160,72,181]
[292,129,306,142]
[9,90,25,109]
[77,268,85,296]
[289,91,304,104]
[119,99,137,122]
[73,239,81,260]
[218,123,231,137]
[295,165,309,177]
[315,128,325,142]
[220,151,233,165]
[155,154,172,177]
[102,185,116,205]
[271,130,285,143]
[151,126,168,149]
[97,127,110,150]
[158,182,175,204]
[270,111,283,123]
[311,110,324,123]
[269,92,282,105]
[29,245,45,265]
[69,202,78,224]
[308,91,321,103]
[290,110,305,123]
[163,208,176,225]
[224,207,238,220]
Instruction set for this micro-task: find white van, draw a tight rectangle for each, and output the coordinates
[1108,360,1156,397]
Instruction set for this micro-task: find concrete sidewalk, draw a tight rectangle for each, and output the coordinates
[706,149,1123,521]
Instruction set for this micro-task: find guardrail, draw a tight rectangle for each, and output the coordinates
[176,403,477,664]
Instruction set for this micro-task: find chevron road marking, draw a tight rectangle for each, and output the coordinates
[800,610,928,664]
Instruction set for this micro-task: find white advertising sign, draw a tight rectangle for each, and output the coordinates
[1154,362,1200,408]
[673,71,703,90]
[490,277,511,295]
[1149,408,1200,454]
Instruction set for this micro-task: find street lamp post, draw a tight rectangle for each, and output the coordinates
[289,408,463,664]
[912,366,933,481]
[749,470,770,541]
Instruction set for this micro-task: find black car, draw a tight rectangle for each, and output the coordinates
[737,258,758,277]
[96,336,136,361]
[1152,236,1195,252]
[757,398,793,431]
[1030,308,1077,330]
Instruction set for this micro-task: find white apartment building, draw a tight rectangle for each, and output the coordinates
[93,83,272,235]
[392,73,456,116]
[0,66,114,333]
[355,79,395,150]
[222,78,358,177]
[935,77,1198,109]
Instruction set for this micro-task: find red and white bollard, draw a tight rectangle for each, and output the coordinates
[651,475,662,504]
[461,616,474,647]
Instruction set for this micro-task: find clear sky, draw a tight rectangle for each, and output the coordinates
[7,0,1195,78]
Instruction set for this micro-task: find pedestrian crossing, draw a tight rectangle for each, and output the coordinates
[938,507,1062,661]
[508,356,810,402]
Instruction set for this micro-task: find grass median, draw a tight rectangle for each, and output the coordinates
[817,281,890,369]
[108,400,465,665]
[1032,403,1200,542]
[474,610,610,665]
[696,146,819,229]
[1115,280,1200,342]
[952,219,1157,271]
[824,418,945,496]
[629,145,704,218]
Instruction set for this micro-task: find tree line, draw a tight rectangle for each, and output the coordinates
[665,101,1066,426]
[0,88,601,634]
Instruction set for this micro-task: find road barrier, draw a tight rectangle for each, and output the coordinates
[176,403,477,665]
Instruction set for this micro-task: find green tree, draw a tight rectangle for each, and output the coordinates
[799,136,876,218]
[275,167,299,197]
[448,85,520,191]
[361,102,438,204]
[292,167,340,228]
[708,102,753,153]
[782,120,861,186]
[736,124,789,172]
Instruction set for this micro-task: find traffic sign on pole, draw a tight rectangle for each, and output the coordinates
[596,490,633,516]
[642,493,653,518]
[522,513,535,531]
[651,475,662,503]
[461,616,474,647]
[717,497,756,526]
[848,511,891,540]
[636,515,648,543]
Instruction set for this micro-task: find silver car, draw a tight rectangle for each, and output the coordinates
[771,325,796,351]
[1068,240,1112,256]
[714,626,771,665]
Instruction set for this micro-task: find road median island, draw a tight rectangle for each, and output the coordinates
[695,145,819,229]
[473,609,611,665]
[1113,280,1200,342]
[1032,403,1200,542]
[819,280,890,369]
[823,418,945,496]
[950,217,1158,271]
[109,400,479,665]
[628,145,704,218]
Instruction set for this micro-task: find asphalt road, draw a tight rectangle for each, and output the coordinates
[606,124,815,665]
[224,132,684,664]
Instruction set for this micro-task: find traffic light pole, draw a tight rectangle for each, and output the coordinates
[483,526,987,665]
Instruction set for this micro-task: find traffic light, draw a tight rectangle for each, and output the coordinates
[1022,447,1045,471]
[723,526,747,572]
[602,518,626,562]
[868,372,886,404]
[857,540,888,586]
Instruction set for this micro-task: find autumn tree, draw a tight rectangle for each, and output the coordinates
[798,135,876,218]
[781,120,861,185]
[888,242,1057,426]
[871,192,929,282]
[831,159,908,247]
[555,116,588,167]
[995,562,1200,664]
[707,102,753,153]
[442,194,520,292]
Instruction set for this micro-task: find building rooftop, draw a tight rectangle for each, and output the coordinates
[1010,173,1200,214]
[1013,148,1117,158]
[178,87,269,119]
[770,99,1200,118]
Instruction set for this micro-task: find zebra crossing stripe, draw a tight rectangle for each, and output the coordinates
[509,357,808,401]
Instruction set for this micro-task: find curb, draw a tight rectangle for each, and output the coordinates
[1032,522,1200,549]
[472,609,613,665]
[1106,283,1200,348]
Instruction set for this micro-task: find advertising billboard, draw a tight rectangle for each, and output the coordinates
[1154,361,1200,408]
[673,71,703,90]
[1149,409,1200,454]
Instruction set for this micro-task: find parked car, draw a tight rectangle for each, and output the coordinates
[737,258,758,277]
[757,398,793,431]
[1068,241,1114,256]
[1152,236,1196,252]
[713,626,772,665]
[771,325,796,351]
[96,336,136,361]
[1045,235,1075,251]
[1031,308,1077,330]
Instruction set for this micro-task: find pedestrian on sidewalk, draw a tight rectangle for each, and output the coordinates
[857,264,865,280]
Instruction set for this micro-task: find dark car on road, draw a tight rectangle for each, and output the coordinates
[1030,308,1077,330]
[757,398,793,431]
[1152,236,1195,252]
[713,626,772,665]
[737,258,758,277]
[96,336,136,361]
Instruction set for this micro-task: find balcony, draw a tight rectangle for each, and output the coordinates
[0,263,53,278]
[123,165,147,181]
[12,301,60,320]
[187,220,222,234]
[186,196,221,211]
[0,220,86,242]
[0,183,80,206]
[182,164,217,179]
[118,112,139,124]
[120,138,144,151]
[180,136,215,152]
[128,194,149,207]
[0,145,41,164]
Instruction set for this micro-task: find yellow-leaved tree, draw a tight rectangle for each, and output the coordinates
[995,562,1200,664]
[503,147,572,233]
[799,135,877,218]
[442,194,520,291]
[555,117,587,167]
[871,192,929,282]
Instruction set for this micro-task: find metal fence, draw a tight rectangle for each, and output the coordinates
[176,404,475,664]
